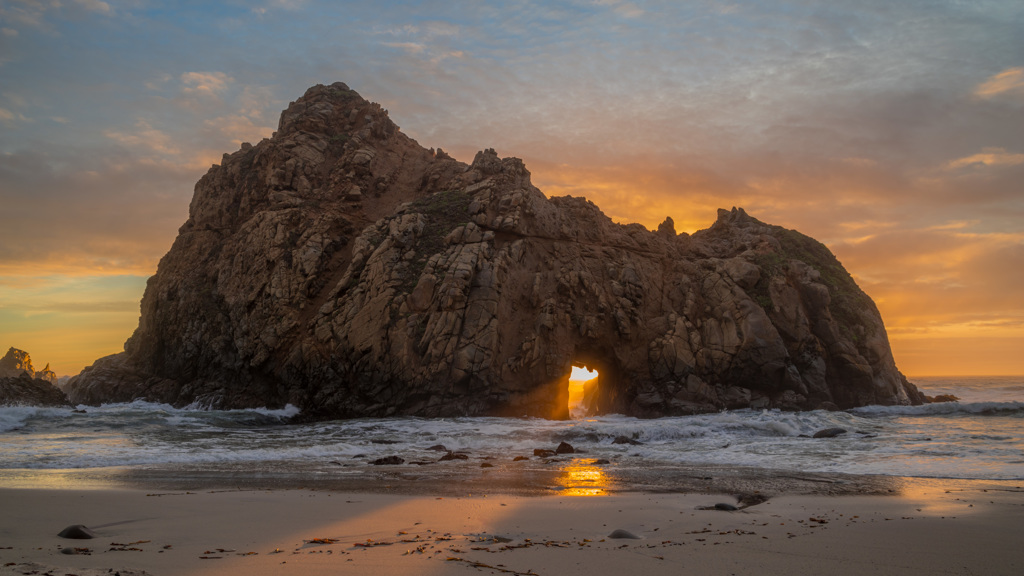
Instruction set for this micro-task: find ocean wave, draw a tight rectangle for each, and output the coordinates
[0,406,74,432]
[850,401,1024,417]
[91,399,301,418]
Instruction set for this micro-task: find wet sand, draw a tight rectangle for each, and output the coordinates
[1,463,1022,575]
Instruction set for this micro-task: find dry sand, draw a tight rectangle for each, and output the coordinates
[1,479,1022,576]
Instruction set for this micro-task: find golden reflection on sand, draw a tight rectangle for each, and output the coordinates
[898,478,1000,516]
[555,458,609,496]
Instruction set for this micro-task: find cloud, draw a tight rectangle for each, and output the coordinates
[144,73,173,91]
[593,0,644,18]
[104,119,180,156]
[947,147,1024,170]
[383,41,426,55]
[180,71,233,99]
[974,67,1024,99]
[832,226,1024,332]
[0,147,197,278]
[203,114,275,146]
[2,27,18,37]
[72,0,111,15]
[236,85,277,120]
[0,107,13,121]
[252,0,309,15]
[0,0,112,30]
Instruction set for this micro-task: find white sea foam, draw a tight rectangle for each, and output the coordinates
[2,378,1023,480]
[850,401,1024,416]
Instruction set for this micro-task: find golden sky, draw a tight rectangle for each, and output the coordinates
[1,1,1022,377]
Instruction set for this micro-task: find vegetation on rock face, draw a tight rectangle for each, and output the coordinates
[773,226,877,338]
[750,225,877,341]
[398,189,475,292]
[409,189,473,256]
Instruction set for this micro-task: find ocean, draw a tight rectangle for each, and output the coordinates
[1,376,1022,491]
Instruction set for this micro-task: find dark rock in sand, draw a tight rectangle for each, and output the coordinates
[737,493,769,508]
[58,524,98,539]
[371,455,404,465]
[426,444,448,452]
[513,456,530,461]
[593,458,611,465]
[439,452,469,461]
[714,503,739,511]
[480,462,494,468]
[812,427,848,438]
[533,449,556,457]
[555,441,575,454]
[612,436,642,445]
[607,529,641,539]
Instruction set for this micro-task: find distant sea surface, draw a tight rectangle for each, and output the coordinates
[1,376,1022,488]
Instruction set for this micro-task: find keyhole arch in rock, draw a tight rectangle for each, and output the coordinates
[538,344,628,420]
[567,364,598,418]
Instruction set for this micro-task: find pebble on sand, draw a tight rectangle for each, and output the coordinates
[57,525,98,539]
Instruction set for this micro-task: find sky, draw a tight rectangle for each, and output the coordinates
[1,0,1022,377]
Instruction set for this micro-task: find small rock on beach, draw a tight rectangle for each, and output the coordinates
[58,524,98,539]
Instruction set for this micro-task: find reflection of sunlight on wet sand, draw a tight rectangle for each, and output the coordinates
[898,478,997,516]
[555,458,609,496]
[0,468,128,490]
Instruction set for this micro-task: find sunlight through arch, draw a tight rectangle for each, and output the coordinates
[567,364,600,419]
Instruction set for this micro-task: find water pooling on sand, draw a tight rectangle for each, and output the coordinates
[1,377,1022,489]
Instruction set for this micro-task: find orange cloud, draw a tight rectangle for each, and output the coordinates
[947,147,1024,170]
[203,114,275,146]
[974,67,1024,99]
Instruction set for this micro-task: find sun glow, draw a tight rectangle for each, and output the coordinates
[570,366,598,381]
[568,365,600,419]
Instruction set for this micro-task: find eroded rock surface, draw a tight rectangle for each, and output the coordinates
[67,82,925,418]
[0,347,68,406]
[0,347,36,379]
[0,373,71,407]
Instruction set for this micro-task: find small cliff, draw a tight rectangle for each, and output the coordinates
[67,83,924,418]
[1,347,69,406]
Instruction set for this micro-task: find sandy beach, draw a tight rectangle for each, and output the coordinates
[2,477,1022,576]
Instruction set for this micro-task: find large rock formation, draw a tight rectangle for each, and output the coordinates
[67,82,924,418]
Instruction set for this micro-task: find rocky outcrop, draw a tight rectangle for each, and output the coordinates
[1,347,36,379]
[36,363,58,384]
[1,348,69,406]
[67,82,925,418]
[0,373,71,407]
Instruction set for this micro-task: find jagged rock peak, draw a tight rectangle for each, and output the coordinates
[66,82,924,419]
[0,347,35,379]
